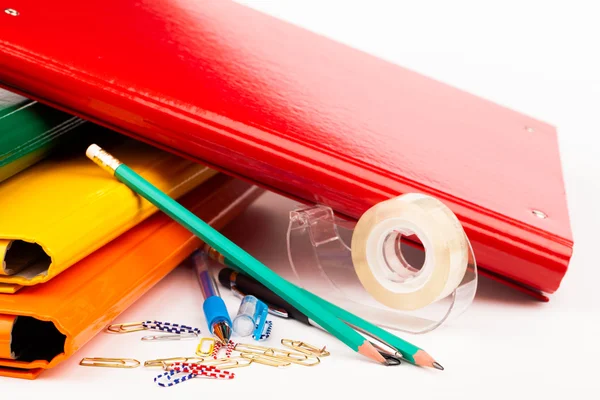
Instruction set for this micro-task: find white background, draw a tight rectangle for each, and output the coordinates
[4,0,600,398]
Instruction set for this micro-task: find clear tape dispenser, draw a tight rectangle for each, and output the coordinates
[286,193,477,334]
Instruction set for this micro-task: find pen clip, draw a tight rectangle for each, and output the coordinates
[231,284,289,318]
[379,350,403,366]
[252,301,269,340]
[266,306,288,319]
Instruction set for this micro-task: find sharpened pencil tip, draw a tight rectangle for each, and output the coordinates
[414,349,444,370]
[358,340,387,364]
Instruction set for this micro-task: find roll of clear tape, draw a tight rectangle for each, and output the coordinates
[351,193,469,311]
[286,192,477,333]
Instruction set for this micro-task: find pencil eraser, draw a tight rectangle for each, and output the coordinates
[86,144,101,160]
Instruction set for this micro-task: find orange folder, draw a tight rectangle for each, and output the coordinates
[0,173,263,379]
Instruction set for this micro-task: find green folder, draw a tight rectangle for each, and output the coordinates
[0,89,85,183]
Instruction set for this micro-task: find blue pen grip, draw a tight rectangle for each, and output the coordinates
[203,296,232,332]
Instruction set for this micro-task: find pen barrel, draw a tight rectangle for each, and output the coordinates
[190,250,232,332]
[203,296,232,331]
[192,250,220,299]
[197,268,220,299]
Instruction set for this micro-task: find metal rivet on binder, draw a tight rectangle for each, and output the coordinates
[532,209,547,219]
[4,8,19,16]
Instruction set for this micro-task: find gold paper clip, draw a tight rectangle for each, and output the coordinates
[265,348,320,366]
[79,357,140,368]
[281,339,330,357]
[106,322,146,333]
[233,342,273,355]
[265,348,308,360]
[161,357,251,371]
[239,352,291,367]
[196,337,216,357]
[183,357,206,365]
[219,356,253,369]
[143,357,201,368]
[141,332,199,341]
[194,357,252,370]
[198,357,236,367]
[272,353,320,366]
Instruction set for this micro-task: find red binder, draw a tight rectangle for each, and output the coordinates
[0,1,572,299]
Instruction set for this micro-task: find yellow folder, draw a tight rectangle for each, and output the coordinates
[0,125,216,290]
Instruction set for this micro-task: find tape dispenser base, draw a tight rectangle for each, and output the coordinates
[286,194,477,334]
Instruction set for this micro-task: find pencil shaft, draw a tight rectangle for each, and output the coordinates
[113,164,379,361]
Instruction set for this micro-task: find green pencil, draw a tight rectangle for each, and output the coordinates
[86,144,386,365]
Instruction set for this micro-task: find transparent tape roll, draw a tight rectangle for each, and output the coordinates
[286,193,477,334]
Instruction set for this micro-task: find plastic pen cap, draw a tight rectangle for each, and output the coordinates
[233,295,260,336]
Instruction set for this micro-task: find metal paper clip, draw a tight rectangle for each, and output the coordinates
[270,352,320,366]
[183,357,251,370]
[144,357,203,368]
[218,356,253,369]
[141,332,199,341]
[79,357,140,368]
[264,348,307,360]
[194,357,236,368]
[145,357,188,368]
[154,370,197,387]
[183,357,206,365]
[233,342,273,355]
[281,339,330,357]
[196,337,216,357]
[239,352,291,367]
[163,362,237,380]
[106,322,146,333]
[264,348,320,366]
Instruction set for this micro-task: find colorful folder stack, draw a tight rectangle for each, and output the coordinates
[0,88,264,378]
[0,1,574,379]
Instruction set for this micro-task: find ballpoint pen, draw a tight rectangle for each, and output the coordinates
[217,264,443,370]
[190,249,232,344]
[86,144,386,365]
